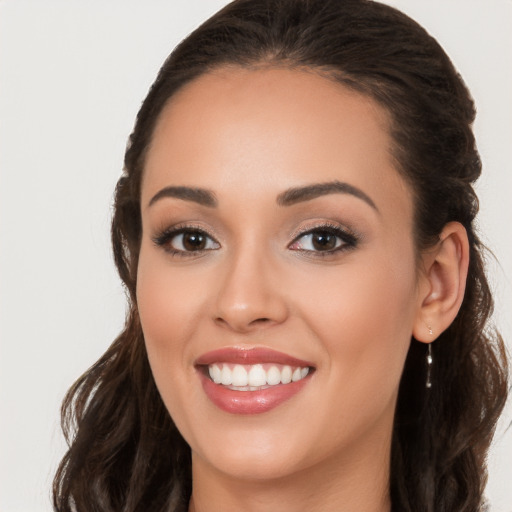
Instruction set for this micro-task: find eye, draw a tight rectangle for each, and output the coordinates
[153,227,220,255]
[289,225,357,254]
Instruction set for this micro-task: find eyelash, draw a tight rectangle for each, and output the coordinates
[152,222,358,258]
[288,223,358,257]
[152,224,220,258]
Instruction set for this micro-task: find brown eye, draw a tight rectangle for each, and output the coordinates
[153,228,220,255]
[288,225,358,254]
[311,232,337,251]
[182,231,207,251]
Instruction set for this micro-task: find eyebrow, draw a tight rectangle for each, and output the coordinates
[147,180,378,212]
[276,180,378,211]
[148,186,218,208]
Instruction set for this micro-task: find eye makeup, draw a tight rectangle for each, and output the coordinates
[151,218,360,260]
[152,223,220,258]
[288,221,359,258]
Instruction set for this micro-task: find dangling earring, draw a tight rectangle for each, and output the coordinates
[426,343,433,389]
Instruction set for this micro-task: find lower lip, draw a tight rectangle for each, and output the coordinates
[198,370,311,414]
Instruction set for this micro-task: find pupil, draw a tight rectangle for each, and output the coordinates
[312,232,336,251]
[183,232,206,251]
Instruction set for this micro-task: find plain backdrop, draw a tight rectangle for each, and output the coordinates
[1,1,511,511]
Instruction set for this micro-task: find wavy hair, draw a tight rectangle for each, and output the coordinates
[53,1,508,511]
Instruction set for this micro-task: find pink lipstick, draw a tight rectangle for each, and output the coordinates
[195,347,314,414]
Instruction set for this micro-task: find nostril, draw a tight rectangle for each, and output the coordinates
[214,316,273,332]
[214,317,269,324]
[250,317,271,325]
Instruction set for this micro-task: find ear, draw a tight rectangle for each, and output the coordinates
[413,221,470,343]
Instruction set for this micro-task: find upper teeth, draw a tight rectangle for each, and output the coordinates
[208,363,309,388]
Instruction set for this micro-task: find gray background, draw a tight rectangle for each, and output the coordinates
[1,1,511,510]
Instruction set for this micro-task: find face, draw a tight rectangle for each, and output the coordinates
[137,68,423,482]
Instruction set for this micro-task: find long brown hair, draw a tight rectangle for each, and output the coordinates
[53,1,508,511]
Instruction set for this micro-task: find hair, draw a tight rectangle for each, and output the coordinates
[53,1,508,511]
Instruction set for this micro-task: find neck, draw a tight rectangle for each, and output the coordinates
[188,432,392,512]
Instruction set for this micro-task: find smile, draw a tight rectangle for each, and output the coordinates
[195,347,314,414]
[208,363,310,390]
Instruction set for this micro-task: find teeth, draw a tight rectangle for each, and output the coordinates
[232,365,248,386]
[281,365,292,384]
[266,366,281,386]
[221,365,232,385]
[209,364,222,384]
[248,364,266,387]
[207,363,310,389]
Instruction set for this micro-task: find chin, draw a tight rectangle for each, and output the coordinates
[193,439,311,482]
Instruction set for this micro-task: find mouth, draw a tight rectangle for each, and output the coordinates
[195,347,315,414]
[202,362,310,391]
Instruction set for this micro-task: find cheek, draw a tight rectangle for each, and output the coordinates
[136,247,205,396]
[297,251,418,408]
[137,247,207,350]
[136,248,211,440]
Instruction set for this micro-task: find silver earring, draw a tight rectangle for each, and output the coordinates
[426,344,433,389]
[428,325,433,336]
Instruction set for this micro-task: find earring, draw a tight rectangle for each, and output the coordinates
[427,325,433,336]
[426,343,433,389]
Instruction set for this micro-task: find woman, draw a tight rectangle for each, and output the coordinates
[53,0,508,511]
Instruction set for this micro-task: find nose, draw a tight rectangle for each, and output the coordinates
[213,249,289,334]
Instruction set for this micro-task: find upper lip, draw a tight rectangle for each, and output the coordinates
[195,346,314,367]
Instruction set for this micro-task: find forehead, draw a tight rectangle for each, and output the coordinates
[149,67,392,170]
[142,67,412,222]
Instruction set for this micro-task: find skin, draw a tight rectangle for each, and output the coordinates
[136,67,469,512]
